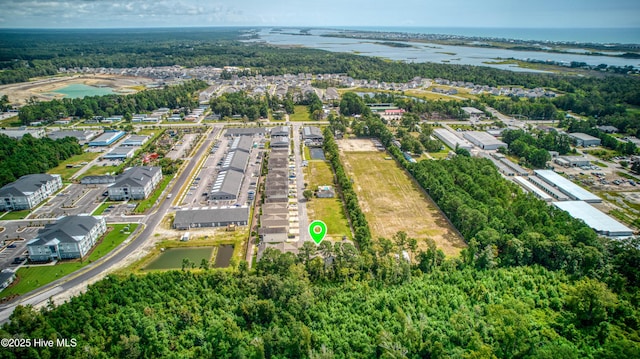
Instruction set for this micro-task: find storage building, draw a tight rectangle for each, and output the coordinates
[88,131,126,146]
[569,133,601,147]
[433,128,473,151]
[173,207,249,230]
[463,131,507,150]
[209,170,244,201]
[534,170,601,203]
[553,201,633,237]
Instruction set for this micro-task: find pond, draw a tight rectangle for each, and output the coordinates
[50,84,115,99]
[310,148,326,160]
[213,244,234,268]
[144,247,214,270]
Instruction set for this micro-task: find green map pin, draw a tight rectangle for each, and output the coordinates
[309,220,327,245]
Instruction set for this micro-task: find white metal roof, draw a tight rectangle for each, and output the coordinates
[534,170,601,203]
[553,201,633,237]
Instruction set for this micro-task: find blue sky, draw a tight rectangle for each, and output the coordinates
[0,0,638,28]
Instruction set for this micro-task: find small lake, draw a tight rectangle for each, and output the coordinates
[144,247,214,270]
[310,148,326,160]
[213,244,234,268]
[50,84,115,98]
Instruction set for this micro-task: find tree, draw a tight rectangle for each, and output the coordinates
[566,278,618,327]
[303,189,314,201]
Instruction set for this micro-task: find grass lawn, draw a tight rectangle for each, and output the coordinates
[304,146,311,161]
[0,210,31,220]
[305,161,352,240]
[617,171,640,181]
[92,201,117,215]
[48,151,101,180]
[81,164,119,177]
[289,105,312,122]
[0,223,138,299]
[340,149,466,257]
[0,115,21,127]
[133,174,174,214]
[593,161,609,168]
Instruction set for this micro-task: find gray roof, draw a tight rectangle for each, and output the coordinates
[302,126,323,140]
[0,174,58,197]
[271,126,290,137]
[113,166,161,188]
[226,128,267,136]
[47,130,94,142]
[222,151,249,173]
[230,136,254,153]
[28,215,101,247]
[104,146,135,158]
[122,135,148,146]
[174,207,249,227]
[210,170,244,197]
[568,132,600,141]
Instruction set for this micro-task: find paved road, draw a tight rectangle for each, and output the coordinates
[291,123,309,244]
[0,125,219,324]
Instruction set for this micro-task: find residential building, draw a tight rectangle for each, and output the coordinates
[108,166,162,201]
[80,175,116,185]
[0,271,16,292]
[27,215,107,261]
[0,174,62,211]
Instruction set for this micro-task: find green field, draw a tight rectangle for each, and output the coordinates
[288,105,312,122]
[92,201,118,215]
[81,164,120,177]
[305,160,352,240]
[0,210,30,220]
[0,223,138,299]
[47,151,101,180]
[340,148,465,257]
[133,174,174,213]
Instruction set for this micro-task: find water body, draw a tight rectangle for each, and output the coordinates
[335,27,640,45]
[50,84,115,99]
[254,29,640,72]
[213,244,234,268]
[144,247,214,270]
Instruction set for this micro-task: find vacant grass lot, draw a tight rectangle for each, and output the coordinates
[288,105,312,122]
[0,223,138,299]
[305,159,352,240]
[340,149,466,257]
[48,151,101,180]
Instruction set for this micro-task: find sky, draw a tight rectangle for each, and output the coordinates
[0,0,639,29]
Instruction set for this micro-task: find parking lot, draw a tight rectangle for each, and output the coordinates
[31,184,106,219]
[0,222,42,271]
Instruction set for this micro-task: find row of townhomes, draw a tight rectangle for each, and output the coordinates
[0,174,63,211]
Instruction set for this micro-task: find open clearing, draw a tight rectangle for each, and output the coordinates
[338,139,466,257]
[0,74,154,105]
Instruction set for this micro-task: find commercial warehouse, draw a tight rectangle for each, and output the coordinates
[88,130,126,146]
[103,146,136,160]
[433,128,473,151]
[230,136,254,153]
[534,170,602,203]
[221,151,249,173]
[527,175,570,201]
[568,133,601,147]
[463,131,507,150]
[209,170,244,201]
[512,176,553,202]
[173,207,249,230]
[553,201,633,237]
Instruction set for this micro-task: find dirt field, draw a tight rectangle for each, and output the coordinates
[0,74,153,105]
[338,139,466,257]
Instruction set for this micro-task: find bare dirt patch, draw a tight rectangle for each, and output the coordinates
[337,138,380,152]
[0,74,154,105]
[338,140,466,257]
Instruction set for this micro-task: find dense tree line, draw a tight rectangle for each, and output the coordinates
[209,91,268,121]
[323,128,372,251]
[562,118,638,155]
[0,134,81,186]
[2,251,639,358]
[18,80,207,125]
[482,95,560,120]
[500,129,574,168]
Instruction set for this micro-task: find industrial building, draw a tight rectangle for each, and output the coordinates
[88,130,126,146]
[209,170,244,201]
[173,207,249,230]
[512,176,553,202]
[0,127,45,139]
[230,136,254,153]
[534,170,601,203]
[121,135,149,147]
[103,146,136,160]
[499,157,529,176]
[553,201,633,238]
[568,133,601,147]
[0,174,62,211]
[225,128,267,137]
[554,156,590,167]
[271,126,290,137]
[462,107,485,120]
[482,154,515,176]
[47,130,96,144]
[271,136,290,148]
[302,126,323,140]
[108,166,162,201]
[463,131,507,150]
[433,128,473,151]
[221,151,249,173]
[527,176,570,201]
[27,215,107,261]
